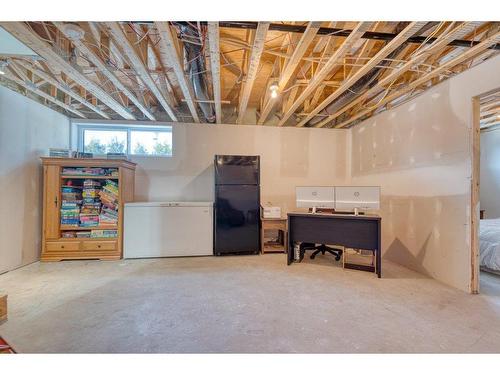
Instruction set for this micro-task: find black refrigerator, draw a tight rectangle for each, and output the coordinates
[214,155,260,256]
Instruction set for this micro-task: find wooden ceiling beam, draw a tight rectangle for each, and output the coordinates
[14,59,111,119]
[236,22,270,124]
[334,30,500,129]
[3,67,86,118]
[154,22,200,123]
[296,21,427,127]
[104,22,179,121]
[54,22,156,120]
[313,22,485,128]
[273,22,372,126]
[257,21,321,124]
[207,22,222,124]
[0,22,135,120]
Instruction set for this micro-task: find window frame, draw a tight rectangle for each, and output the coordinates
[76,124,173,157]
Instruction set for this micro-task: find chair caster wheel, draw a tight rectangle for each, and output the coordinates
[310,254,316,259]
[335,255,341,261]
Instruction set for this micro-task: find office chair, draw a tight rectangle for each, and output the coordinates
[299,242,343,261]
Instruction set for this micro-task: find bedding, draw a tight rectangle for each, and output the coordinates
[479,218,500,272]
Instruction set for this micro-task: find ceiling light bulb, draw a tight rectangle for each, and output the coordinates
[269,82,279,99]
[0,60,8,75]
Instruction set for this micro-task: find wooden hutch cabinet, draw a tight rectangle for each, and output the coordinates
[41,157,136,261]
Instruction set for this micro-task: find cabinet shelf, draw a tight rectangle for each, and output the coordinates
[61,175,119,180]
[60,225,118,231]
[42,157,136,261]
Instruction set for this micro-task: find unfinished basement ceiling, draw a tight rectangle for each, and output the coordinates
[0,21,499,128]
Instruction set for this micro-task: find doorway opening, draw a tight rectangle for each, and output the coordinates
[471,87,500,294]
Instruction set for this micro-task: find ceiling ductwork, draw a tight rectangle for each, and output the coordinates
[176,23,216,123]
[305,23,434,128]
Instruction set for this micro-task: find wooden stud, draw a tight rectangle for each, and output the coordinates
[334,30,500,129]
[105,22,178,121]
[208,22,223,124]
[3,67,86,118]
[0,22,135,120]
[15,59,111,119]
[296,22,427,127]
[315,22,479,128]
[53,22,156,121]
[471,95,481,294]
[258,21,321,125]
[236,22,270,125]
[154,22,200,123]
[273,22,372,126]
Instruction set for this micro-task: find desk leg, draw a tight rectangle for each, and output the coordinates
[377,224,381,278]
[287,225,292,265]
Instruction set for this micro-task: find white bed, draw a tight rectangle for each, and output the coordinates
[479,218,500,273]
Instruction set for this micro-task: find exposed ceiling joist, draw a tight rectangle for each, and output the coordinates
[207,22,222,124]
[53,22,156,121]
[104,22,178,121]
[304,22,347,113]
[334,30,500,129]
[14,59,111,119]
[257,21,321,124]
[295,21,427,127]
[4,67,86,118]
[275,22,372,126]
[314,22,480,128]
[237,22,270,125]
[0,22,136,120]
[154,21,200,123]
[210,22,500,51]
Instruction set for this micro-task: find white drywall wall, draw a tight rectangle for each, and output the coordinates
[348,54,500,292]
[480,127,500,219]
[0,86,69,273]
[129,123,348,213]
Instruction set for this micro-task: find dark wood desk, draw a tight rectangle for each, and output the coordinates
[287,213,382,278]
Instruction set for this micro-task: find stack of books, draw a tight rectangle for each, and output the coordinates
[49,148,71,158]
[60,185,82,226]
[62,167,107,176]
[76,231,91,238]
[74,152,93,159]
[80,180,101,227]
[99,180,119,226]
[62,231,77,238]
[91,229,118,238]
[99,206,118,225]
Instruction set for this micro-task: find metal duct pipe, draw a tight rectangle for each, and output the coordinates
[178,23,216,123]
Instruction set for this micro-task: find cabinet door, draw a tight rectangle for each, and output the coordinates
[43,165,61,240]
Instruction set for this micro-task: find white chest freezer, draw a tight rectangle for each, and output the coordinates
[124,201,213,258]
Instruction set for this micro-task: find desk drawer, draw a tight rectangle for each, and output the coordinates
[82,241,117,252]
[46,241,80,252]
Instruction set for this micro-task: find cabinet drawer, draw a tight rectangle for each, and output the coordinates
[82,241,117,251]
[46,241,80,252]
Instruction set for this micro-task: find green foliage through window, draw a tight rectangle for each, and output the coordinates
[80,126,172,157]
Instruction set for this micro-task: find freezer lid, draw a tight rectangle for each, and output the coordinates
[125,201,213,207]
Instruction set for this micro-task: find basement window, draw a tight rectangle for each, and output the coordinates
[76,124,173,157]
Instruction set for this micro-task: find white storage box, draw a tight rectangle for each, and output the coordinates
[261,204,282,219]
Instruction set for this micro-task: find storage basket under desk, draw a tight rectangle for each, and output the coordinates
[261,217,287,254]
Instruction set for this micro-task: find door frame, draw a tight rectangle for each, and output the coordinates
[470,95,480,294]
[470,87,500,294]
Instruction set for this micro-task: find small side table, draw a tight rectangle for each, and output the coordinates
[261,218,287,254]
